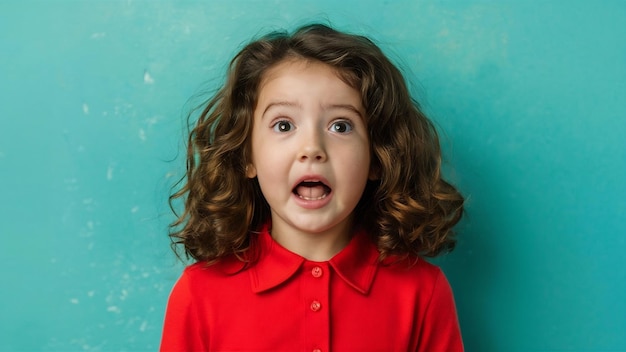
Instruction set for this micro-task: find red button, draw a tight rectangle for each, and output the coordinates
[310,300,321,312]
[311,266,323,278]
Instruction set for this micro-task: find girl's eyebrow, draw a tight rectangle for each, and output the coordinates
[323,103,364,119]
[262,101,363,119]
[261,101,300,118]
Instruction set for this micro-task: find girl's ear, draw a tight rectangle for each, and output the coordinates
[246,164,257,178]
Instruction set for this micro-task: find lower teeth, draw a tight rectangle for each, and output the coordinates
[298,193,327,201]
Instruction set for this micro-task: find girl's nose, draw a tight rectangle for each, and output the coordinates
[297,130,327,162]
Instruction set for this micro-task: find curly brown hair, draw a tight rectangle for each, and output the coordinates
[170,23,464,263]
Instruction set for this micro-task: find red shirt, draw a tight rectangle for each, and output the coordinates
[160,227,463,352]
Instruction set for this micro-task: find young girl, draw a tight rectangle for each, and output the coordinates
[161,24,465,352]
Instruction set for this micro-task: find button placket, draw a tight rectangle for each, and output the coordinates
[303,262,330,352]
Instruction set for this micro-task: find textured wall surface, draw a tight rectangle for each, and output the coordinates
[1,1,624,350]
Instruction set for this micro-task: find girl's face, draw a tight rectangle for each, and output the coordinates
[247,59,371,246]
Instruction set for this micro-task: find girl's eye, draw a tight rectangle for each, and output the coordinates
[272,120,294,132]
[330,120,353,133]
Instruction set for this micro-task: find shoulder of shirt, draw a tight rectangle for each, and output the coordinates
[183,256,249,278]
[380,256,444,281]
[373,257,449,302]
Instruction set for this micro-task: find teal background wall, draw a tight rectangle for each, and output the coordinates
[1,1,624,351]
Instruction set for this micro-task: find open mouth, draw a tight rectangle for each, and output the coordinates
[293,181,332,201]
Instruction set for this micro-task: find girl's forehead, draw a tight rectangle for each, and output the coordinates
[252,57,365,117]
[258,60,358,101]
[258,58,346,90]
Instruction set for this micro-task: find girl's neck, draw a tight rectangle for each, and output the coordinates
[269,219,354,262]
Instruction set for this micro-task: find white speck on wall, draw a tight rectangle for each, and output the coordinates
[154,283,165,292]
[139,320,148,332]
[107,164,114,180]
[139,128,146,141]
[90,32,106,39]
[87,291,95,298]
[87,221,94,230]
[105,292,114,304]
[145,116,160,126]
[82,103,89,115]
[144,71,155,84]
[64,178,78,191]
[131,206,139,213]
[107,306,121,314]
[70,298,79,304]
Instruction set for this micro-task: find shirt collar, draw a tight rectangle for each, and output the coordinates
[249,225,380,295]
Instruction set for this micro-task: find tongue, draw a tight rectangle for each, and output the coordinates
[296,185,327,199]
